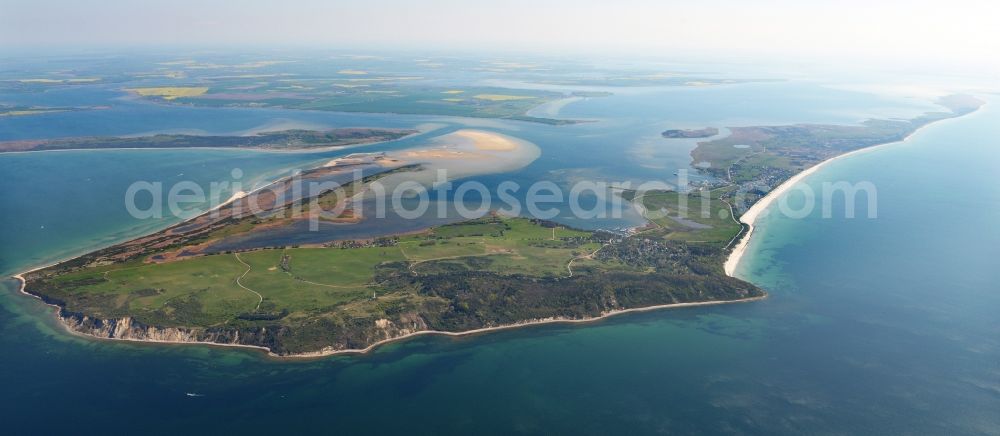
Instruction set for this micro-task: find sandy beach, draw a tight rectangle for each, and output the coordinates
[722,107,983,277]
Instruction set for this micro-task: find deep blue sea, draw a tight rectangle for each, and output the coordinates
[1,77,997,434]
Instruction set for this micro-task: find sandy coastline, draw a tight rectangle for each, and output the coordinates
[723,106,984,277]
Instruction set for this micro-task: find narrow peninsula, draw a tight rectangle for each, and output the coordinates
[687,94,984,214]
[675,94,985,275]
[662,127,719,139]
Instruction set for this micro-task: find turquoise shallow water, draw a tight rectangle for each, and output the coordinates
[1,82,998,433]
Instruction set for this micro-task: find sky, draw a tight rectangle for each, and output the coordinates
[2,0,999,72]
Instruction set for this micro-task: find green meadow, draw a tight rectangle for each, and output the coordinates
[42,217,600,328]
[633,189,742,244]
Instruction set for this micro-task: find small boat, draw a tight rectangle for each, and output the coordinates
[185,393,204,397]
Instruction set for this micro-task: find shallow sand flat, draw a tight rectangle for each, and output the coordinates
[454,129,520,151]
[372,129,541,188]
[322,152,404,169]
[398,149,468,159]
[526,96,584,117]
[318,130,540,198]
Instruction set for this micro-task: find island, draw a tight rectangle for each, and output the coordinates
[124,83,593,125]
[14,94,984,358]
[0,128,418,153]
[662,127,719,139]
[17,129,764,357]
[0,106,74,117]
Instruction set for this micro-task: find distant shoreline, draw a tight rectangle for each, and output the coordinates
[525,96,584,118]
[0,129,423,155]
[723,103,987,277]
